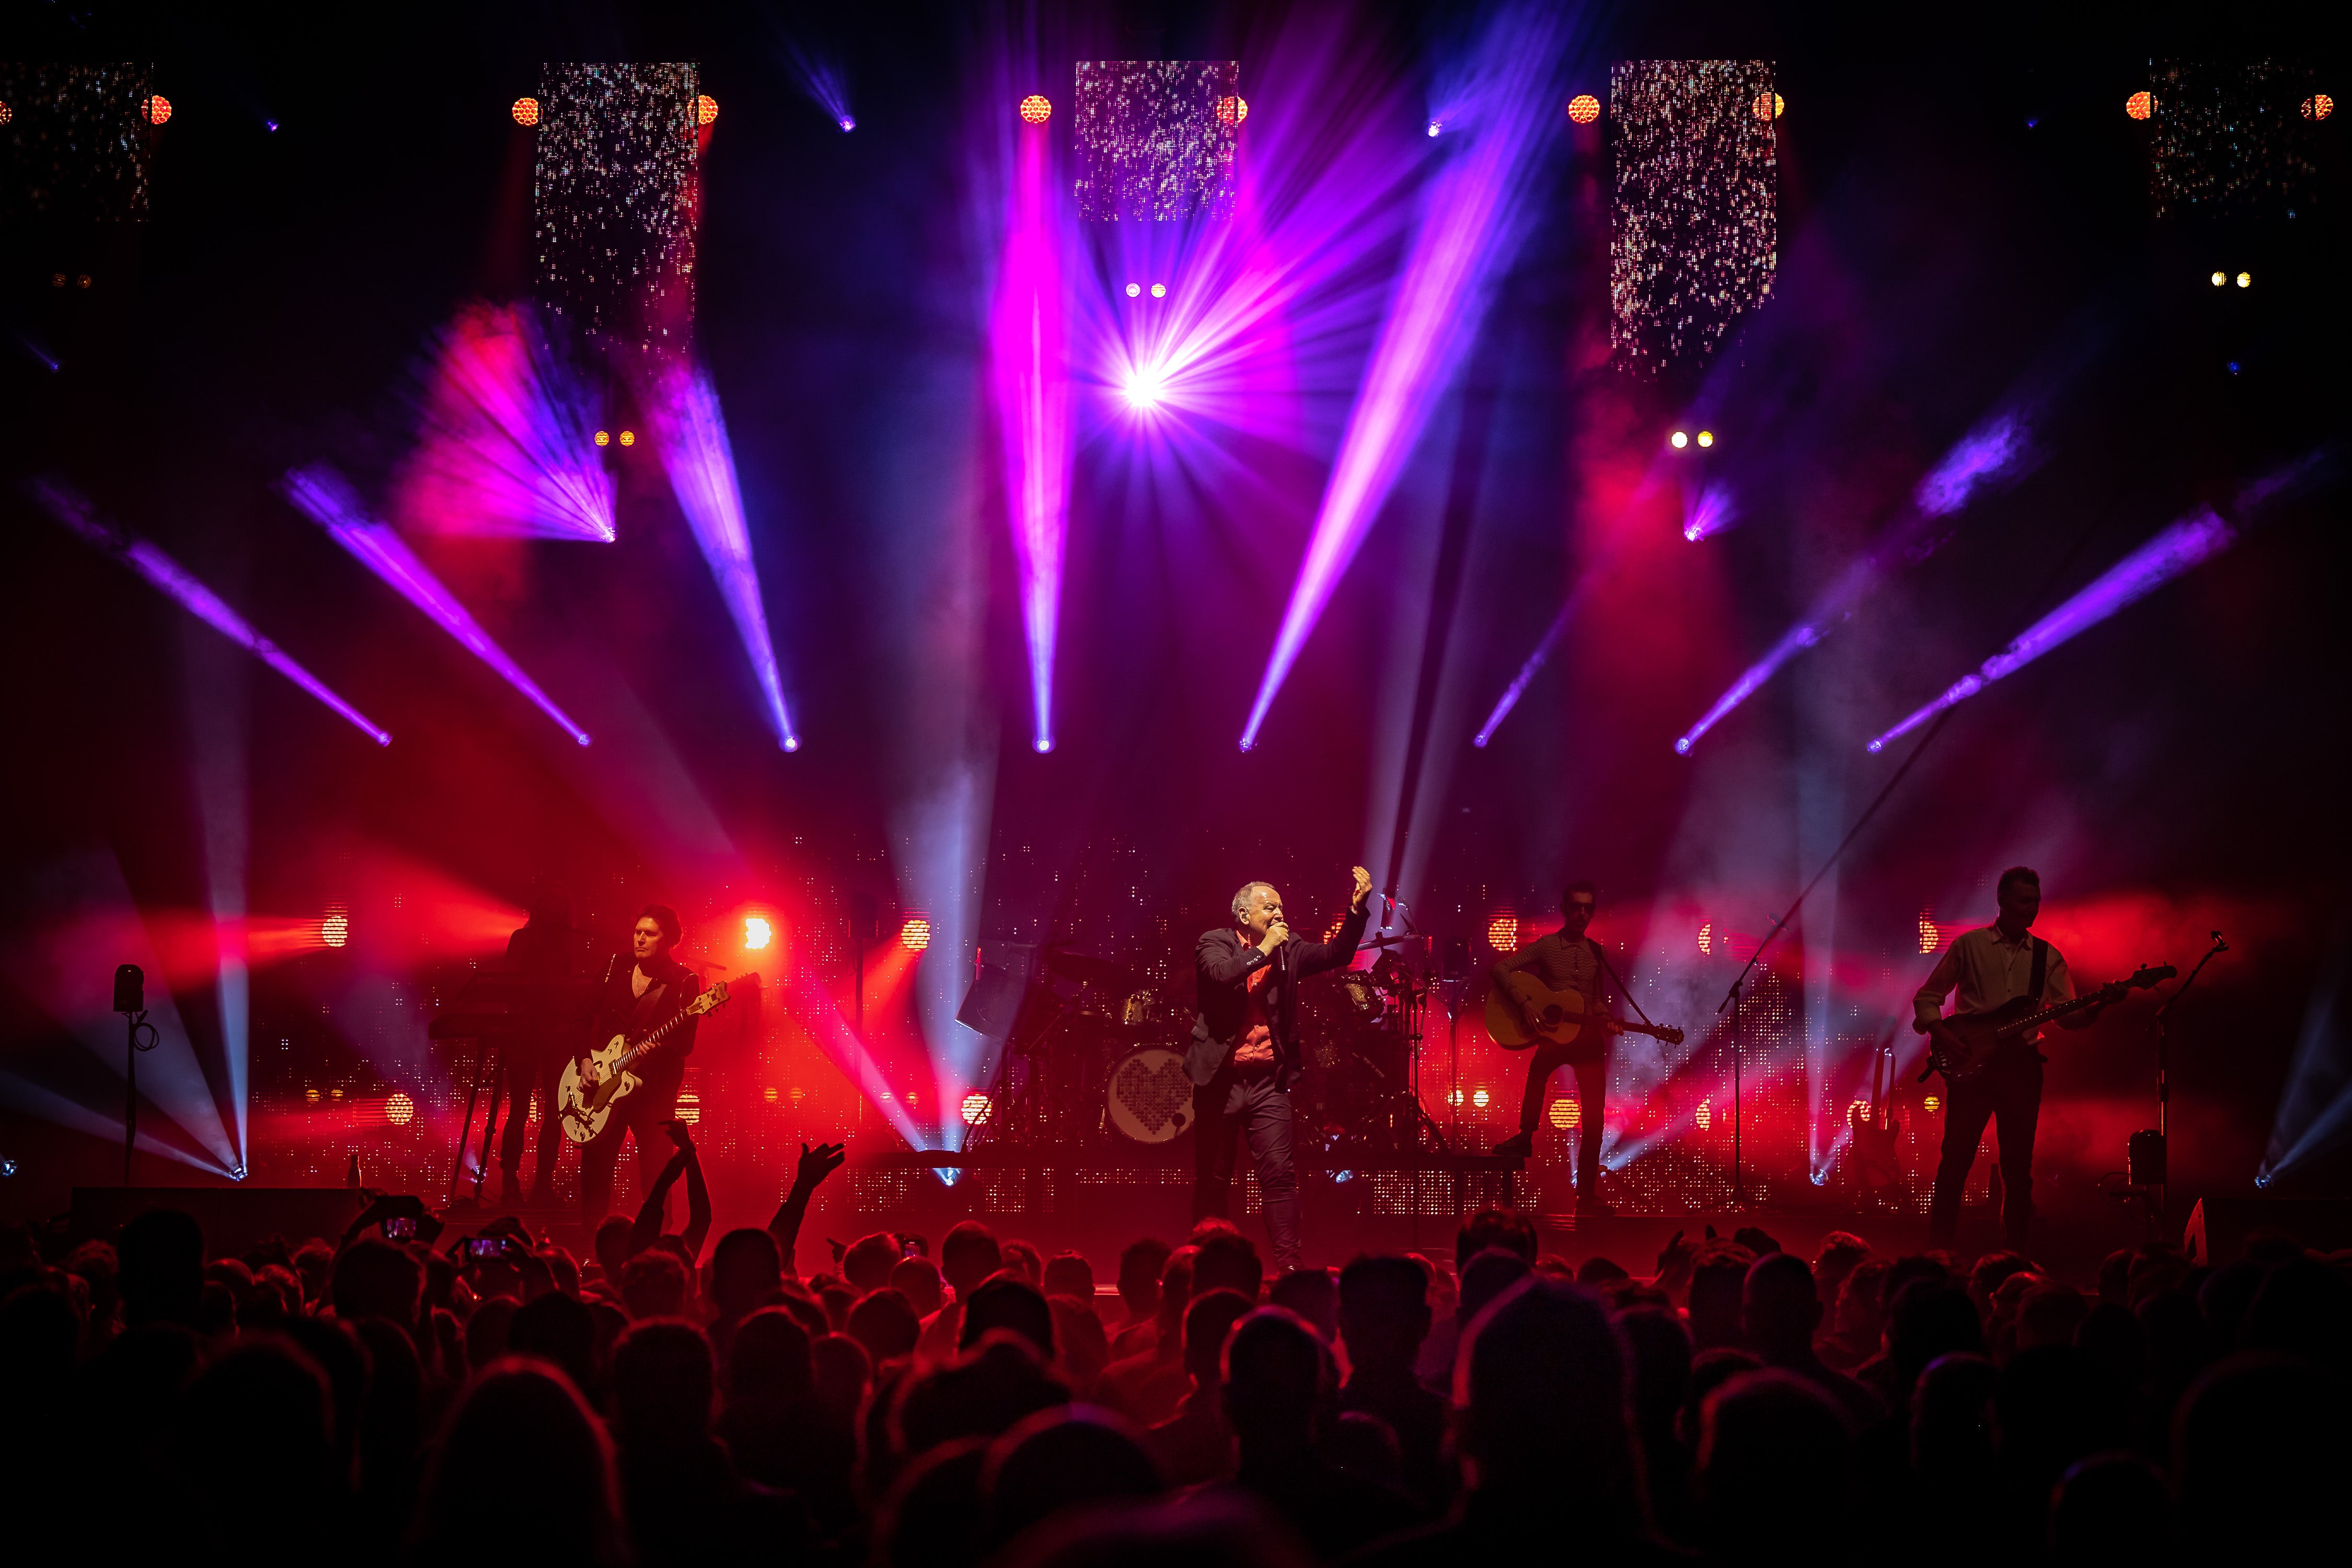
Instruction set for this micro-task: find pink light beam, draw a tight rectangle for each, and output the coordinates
[990,111,1069,753]
[282,464,591,745]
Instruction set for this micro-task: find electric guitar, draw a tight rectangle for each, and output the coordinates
[1484,973,1685,1053]
[556,980,731,1145]
[1921,964,2174,1085]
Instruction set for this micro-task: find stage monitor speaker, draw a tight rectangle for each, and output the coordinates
[2182,1195,2352,1266]
[71,1186,367,1256]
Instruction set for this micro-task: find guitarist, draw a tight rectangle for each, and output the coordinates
[579,904,702,1226]
[1914,867,2120,1252]
[1490,880,1617,1215]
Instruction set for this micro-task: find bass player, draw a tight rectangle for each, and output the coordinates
[579,904,702,1226]
[1491,880,1618,1214]
[1915,866,2121,1252]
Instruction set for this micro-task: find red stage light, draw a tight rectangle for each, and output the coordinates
[1694,1100,1713,1130]
[1019,94,1052,125]
[386,1092,416,1126]
[143,95,172,125]
[1917,912,1940,954]
[321,906,350,949]
[1486,915,1519,952]
[2126,91,2154,121]
[744,916,773,950]
[1697,921,1713,956]
[1567,94,1600,124]
[1548,1097,1582,1129]
[675,1092,701,1125]
[900,917,932,951]
[1922,1094,1942,1114]
[0,101,12,127]
[961,1091,993,1126]
[1217,96,1249,125]
[1472,1087,1491,1109]
[2303,94,2334,121]
[695,94,719,126]
[512,96,540,127]
[1755,91,1783,122]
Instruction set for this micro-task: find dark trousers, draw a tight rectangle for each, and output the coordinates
[1193,1069,1302,1272]
[497,1046,564,1194]
[579,1069,681,1226]
[1518,1045,1608,1195]
[1929,1056,2042,1252]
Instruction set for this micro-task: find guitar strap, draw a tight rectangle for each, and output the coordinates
[2026,938,2048,1007]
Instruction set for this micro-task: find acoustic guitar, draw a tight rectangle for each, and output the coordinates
[1484,973,1685,1053]
[1920,963,2173,1085]
[556,980,731,1145]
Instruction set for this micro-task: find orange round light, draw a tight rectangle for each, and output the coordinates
[1217,95,1249,125]
[675,1092,701,1126]
[1923,1094,1942,1114]
[1918,912,1940,954]
[143,94,172,126]
[1755,91,1783,122]
[1697,921,1713,956]
[2303,94,2334,121]
[321,906,350,949]
[2126,90,2154,121]
[1019,94,1052,125]
[1472,1087,1491,1109]
[1548,1097,1582,1129]
[594,430,610,447]
[961,1091,993,1126]
[695,94,719,126]
[0,101,13,128]
[1486,915,1519,953]
[618,429,636,447]
[900,916,932,951]
[1695,1100,1713,1131]
[512,96,540,128]
[1567,94,1600,125]
[386,1092,416,1127]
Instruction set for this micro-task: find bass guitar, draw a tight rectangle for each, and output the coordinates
[1920,963,2173,1085]
[1485,973,1685,1053]
[557,980,731,1145]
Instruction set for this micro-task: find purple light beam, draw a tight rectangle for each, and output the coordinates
[1242,2,1569,749]
[1865,505,2236,753]
[990,113,1069,754]
[648,365,800,751]
[282,464,591,746]
[33,479,390,746]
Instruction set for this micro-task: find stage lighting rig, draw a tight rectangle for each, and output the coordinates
[1670,430,1688,448]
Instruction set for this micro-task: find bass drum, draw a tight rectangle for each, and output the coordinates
[1106,1046,1197,1144]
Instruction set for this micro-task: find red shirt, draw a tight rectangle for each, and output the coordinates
[1235,961,1275,1071]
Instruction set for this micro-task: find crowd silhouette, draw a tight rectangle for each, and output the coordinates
[2,1128,2345,1565]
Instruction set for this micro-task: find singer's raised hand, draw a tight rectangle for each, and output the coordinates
[1350,865,1373,910]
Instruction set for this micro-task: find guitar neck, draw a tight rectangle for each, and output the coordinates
[1997,991,2098,1039]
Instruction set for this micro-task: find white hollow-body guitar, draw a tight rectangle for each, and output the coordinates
[556,979,730,1145]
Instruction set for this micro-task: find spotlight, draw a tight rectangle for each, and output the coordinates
[744,916,774,950]
[2227,361,2242,375]
[1694,1100,1712,1130]
[386,1092,416,1126]
[0,102,11,128]
[695,94,719,126]
[961,1091,994,1126]
[1670,430,1689,449]
[1675,737,1693,753]
[2304,94,2334,121]
[1033,736,1053,753]
[1922,1095,1941,1114]
[2210,271,2227,286]
[1486,915,1519,952]
[77,274,92,290]
[1125,283,1141,297]
[0,1158,16,1178]
[1567,94,1600,124]
[1755,91,1784,121]
[674,1092,700,1125]
[618,429,637,446]
[839,117,856,132]
[228,1164,246,1181]
[1472,1087,1490,1109]
[900,916,932,952]
[1697,921,1712,955]
[1697,430,1714,448]
[1548,1097,1582,1129]
[143,94,172,125]
[265,119,279,133]
[512,96,540,127]
[321,906,350,948]
[1426,119,1442,137]
[1121,370,1165,410]
[2235,271,2251,289]
[1918,912,1940,953]
[2126,90,2154,121]
[1149,283,1167,298]
[1019,94,1052,125]
[783,736,800,752]
[595,430,610,447]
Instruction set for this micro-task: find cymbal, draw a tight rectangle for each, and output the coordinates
[1041,947,1131,987]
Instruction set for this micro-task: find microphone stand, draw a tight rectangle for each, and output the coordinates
[2150,931,2227,1224]
[1714,910,1794,1210]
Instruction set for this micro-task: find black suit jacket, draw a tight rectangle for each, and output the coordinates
[1190,901,1371,1093]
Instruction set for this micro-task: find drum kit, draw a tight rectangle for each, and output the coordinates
[963,932,1458,1157]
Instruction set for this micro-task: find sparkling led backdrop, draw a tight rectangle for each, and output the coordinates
[532,62,700,358]
[1073,60,1241,222]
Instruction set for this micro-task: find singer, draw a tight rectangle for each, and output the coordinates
[1188,866,1374,1271]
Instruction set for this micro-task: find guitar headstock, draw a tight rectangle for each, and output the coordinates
[692,979,732,1014]
[2129,964,2178,990]
[1660,1026,1686,1046]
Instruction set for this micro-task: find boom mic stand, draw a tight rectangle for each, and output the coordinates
[1713,912,1793,1209]
[114,964,158,1187]
[2141,930,2227,1226]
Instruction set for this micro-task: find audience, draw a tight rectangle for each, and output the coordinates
[8,1179,2346,1566]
